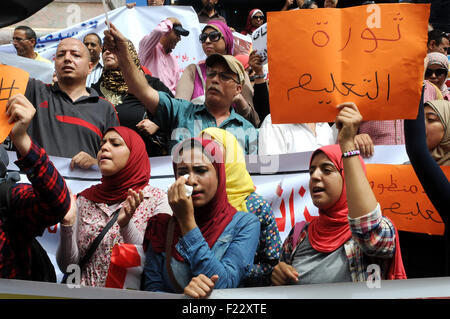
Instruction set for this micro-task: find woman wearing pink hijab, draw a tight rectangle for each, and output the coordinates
[175,20,260,127]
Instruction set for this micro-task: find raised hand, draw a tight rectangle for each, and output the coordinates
[335,102,362,153]
[117,188,144,228]
[6,93,36,156]
[167,175,196,235]
[103,22,129,57]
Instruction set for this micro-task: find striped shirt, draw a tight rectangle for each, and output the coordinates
[358,120,405,145]
[280,204,396,282]
[86,60,103,88]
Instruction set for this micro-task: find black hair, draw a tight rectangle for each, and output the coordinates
[428,29,448,46]
[301,0,318,8]
[83,32,103,46]
[14,25,37,46]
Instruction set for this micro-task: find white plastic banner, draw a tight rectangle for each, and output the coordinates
[0,6,206,73]
[6,145,409,282]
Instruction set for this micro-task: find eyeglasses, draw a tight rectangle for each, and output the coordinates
[199,31,222,43]
[10,37,30,43]
[425,68,448,78]
[206,70,240,84]
[252,16,264,20]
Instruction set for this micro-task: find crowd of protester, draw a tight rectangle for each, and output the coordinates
[1,0,449,299]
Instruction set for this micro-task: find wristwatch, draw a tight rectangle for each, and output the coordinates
[250,74,265,81]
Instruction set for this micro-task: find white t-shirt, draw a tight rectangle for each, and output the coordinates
[258,115,337,155]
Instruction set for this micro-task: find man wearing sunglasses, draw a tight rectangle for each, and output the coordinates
[138,17,189,95]
[12,26,51,64]
[104,23,258,155]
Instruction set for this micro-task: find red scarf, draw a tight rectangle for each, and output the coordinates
[307,144,406,279]
[144,138,237,262]
[307,144,355,252]
[79,126,150,204]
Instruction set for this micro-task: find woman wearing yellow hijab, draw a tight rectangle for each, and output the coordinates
[200,128,282,287]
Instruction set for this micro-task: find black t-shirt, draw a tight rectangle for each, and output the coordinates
[26,79,119,158]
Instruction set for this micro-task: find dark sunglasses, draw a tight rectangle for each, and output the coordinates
[199,31,222,43]
[425,68,448,78]
[252,15,264,20]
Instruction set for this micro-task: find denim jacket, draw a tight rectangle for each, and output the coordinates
[142,211,260,292]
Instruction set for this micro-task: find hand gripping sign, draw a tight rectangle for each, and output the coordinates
[267,3,430,124]
[0,65,29,143]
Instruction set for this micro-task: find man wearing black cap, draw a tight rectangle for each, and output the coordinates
[138,17,189,95]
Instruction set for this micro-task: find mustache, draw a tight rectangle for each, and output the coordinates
[207,85,221,93]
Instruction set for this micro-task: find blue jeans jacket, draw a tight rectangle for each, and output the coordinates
[142,211,260,292]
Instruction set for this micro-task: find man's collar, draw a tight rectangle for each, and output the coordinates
[51,82,99,101]
[91,59,103,69]
[200,103,244,124]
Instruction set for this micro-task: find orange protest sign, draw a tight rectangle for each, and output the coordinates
[0,64,30,143]
[267,3,430,124]
[366,164,449,236]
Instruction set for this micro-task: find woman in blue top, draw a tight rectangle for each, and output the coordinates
[200,127,282,287]
[142,137,260,296]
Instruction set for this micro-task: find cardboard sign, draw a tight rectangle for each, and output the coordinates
[252,23,268,65]
[0,64,30,143]
[367,164,448,235]
[267,3,430,124]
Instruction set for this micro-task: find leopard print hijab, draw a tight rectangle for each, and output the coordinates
[101,40,141,95]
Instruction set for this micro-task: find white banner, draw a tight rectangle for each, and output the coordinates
[6,145,409,282]
[0,52,54,83]
[0,6,206,74]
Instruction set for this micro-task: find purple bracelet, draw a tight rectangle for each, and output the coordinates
[342,149,360,158]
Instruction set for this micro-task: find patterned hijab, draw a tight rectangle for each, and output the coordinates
[425,100,450,166]
[101,40,141,95]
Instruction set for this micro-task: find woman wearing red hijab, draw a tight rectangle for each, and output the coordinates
[142,138,260,297]
[271,103,406,285]
[56,126,171,287]
[241,9,265,36]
